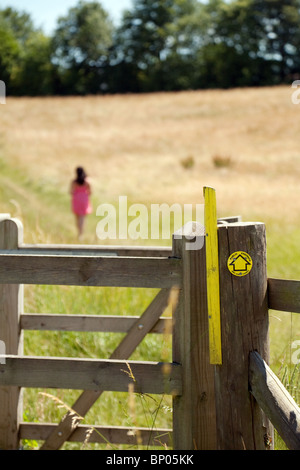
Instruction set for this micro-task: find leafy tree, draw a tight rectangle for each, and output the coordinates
[15,33,55,95]
[250,0,300,82]
[0,7,54,95]
[110,0,200,92]
[195,0,300,88]
[0,16,20,86]
[0,7,35,45]
[2,0,300,95]
[51,0,114,94]
[193,0,273,87]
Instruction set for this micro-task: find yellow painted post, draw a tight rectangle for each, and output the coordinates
[203,187,222,365]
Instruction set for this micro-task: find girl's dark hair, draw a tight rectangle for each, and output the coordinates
[75,167,86,185]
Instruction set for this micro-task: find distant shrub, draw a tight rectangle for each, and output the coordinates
[180,155,195,169]
[212,154,232,168]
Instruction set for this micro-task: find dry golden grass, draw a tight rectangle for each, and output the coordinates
[1,85,299,224]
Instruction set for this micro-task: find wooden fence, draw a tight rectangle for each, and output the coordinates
[0,213,299,450]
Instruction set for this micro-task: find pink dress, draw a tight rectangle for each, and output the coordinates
[72,183,92,216]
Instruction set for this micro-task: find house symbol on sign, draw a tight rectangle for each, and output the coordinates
[227,251,253,277]
[229,254,251,273]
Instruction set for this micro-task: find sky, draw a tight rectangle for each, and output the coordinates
[0,0,134,32]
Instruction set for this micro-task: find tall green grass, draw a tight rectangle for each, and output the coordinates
[1,156,299,450]
[266,220,300,450]
[23,286,172,450]
[23,284,174,450]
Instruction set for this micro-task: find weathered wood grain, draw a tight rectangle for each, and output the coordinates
[215,222,273,450]
[0,219,23,450]
[20,422,172,447]
[172,224,217,450]
[0,254,181,288]
[20,313,172,334]
[268,278,300,313]
[0,356,182,395]
[249,351,300,450]
[18,244,172,258]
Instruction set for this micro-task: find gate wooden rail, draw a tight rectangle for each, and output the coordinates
[0,208,299,450]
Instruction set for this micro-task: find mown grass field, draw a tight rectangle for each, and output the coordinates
[0,86,300,449]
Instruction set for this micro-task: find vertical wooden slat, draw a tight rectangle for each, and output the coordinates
[172,223,217,450]
[215,222,273,450]
[0,218,23,450]
[203,186,222,365]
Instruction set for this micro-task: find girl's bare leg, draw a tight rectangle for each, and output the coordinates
[75,215,85,238]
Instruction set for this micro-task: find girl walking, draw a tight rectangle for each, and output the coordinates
[70,167,92,238]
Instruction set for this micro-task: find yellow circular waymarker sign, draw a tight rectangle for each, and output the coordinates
[227,251,253,277]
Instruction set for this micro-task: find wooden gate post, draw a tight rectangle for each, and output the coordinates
[172,222,217,450]
[0,217,24,449]
[215,222,274,450]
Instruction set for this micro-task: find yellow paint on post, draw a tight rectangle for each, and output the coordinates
[203,187,222,365]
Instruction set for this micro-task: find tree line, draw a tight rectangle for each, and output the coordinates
[1,0,300,96]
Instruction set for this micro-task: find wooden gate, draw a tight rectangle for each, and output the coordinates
[0,188,299,450]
